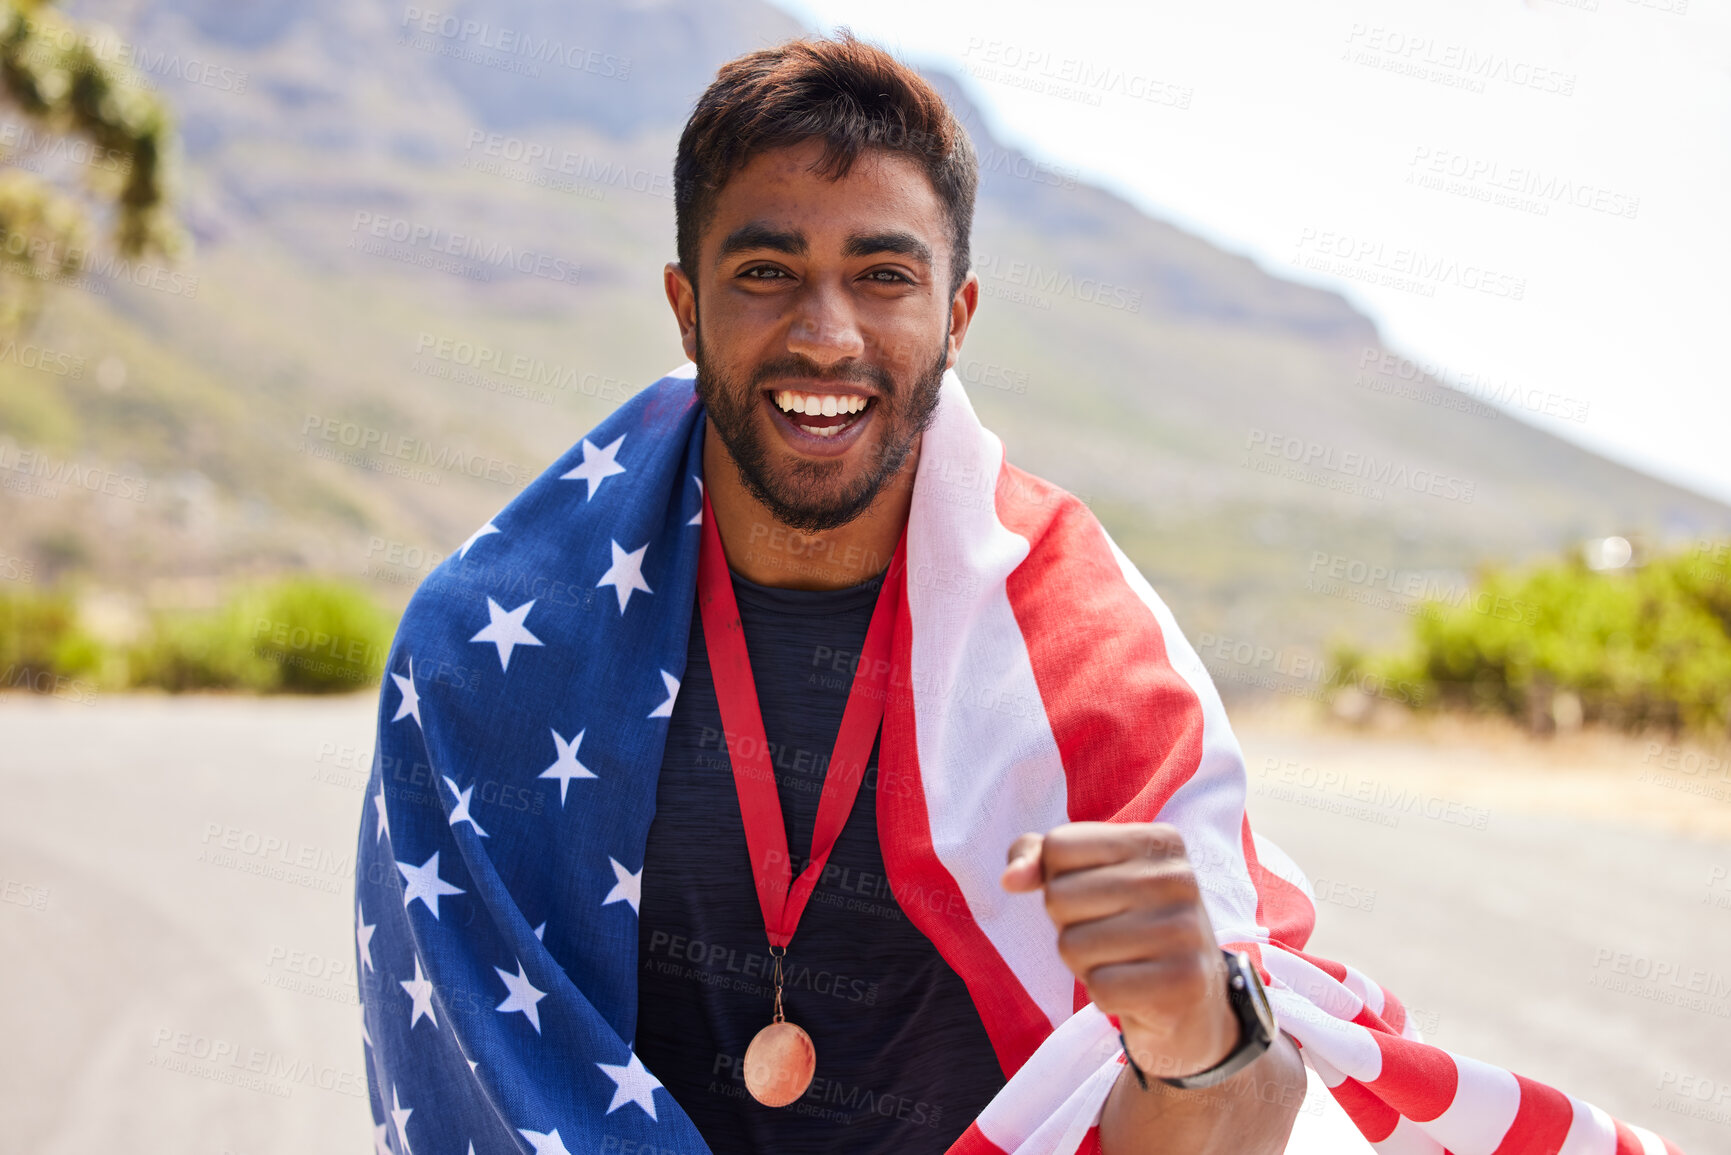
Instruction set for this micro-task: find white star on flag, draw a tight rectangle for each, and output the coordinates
[688,475,703,525]
[357,902,376,972]
[518,1128,575,1155]
[443,775,489,838]
[603,857,642,914]
[648,670,679,718]
[374,786,390,842]
[391,1084,414,1153]
[471,597,543,671]
[533,921,546,941]
[372,1123,392,1155]
[597,1051,662,1119]
[400,956,438,1029]
[397,851,465,919]
[539,728,596,804]
[597,540,652,612]
[494,959,548,1033]
[361,1012,372,1050]
[390,657,422,727]
[458,521,500,559]
[560,434,628,501]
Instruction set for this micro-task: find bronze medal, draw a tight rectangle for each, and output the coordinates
[742,945,816,1107]
[744,1021,816,1107]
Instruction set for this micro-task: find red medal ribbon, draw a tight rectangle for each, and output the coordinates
[696,489,907,950]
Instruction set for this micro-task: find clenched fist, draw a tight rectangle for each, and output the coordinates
[1001,821,1239,1083]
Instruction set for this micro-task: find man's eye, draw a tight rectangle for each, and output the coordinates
[866,270,911,284]
[741,266,787,280]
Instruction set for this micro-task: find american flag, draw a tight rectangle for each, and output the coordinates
[355,364,1683,1155]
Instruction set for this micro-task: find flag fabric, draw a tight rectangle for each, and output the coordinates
[355,363,1683,1155]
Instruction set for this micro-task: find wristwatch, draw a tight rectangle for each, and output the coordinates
[1118,949,1278,1091]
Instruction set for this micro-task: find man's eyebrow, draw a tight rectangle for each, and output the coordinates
[716,223,807,261]
[843,230,932,267]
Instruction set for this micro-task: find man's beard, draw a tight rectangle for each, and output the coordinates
[694,330,949,535]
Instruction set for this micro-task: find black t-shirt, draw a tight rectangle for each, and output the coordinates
[635,568,1006,1154]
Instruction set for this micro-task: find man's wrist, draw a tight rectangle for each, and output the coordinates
[1118,950,1276,1091]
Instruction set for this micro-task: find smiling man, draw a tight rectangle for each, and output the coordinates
[643,41,1303,1153]
[356,32,1686,1155]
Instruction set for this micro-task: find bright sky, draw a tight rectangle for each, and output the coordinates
[770,0,1731,506]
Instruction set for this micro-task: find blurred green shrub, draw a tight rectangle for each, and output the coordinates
[131,577,395,693]
[0,576,396,694]
[1336,541,1731,738]
[0,586,101,686]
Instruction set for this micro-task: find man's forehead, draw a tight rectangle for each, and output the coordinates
[704,143,947,257]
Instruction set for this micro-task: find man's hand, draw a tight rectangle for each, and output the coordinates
[1001,821,1237,1080]
[1002,821,1304,1155]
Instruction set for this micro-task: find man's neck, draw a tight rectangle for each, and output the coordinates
[702,422,917,590]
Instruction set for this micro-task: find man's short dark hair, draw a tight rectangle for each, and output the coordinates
[674,31,977,299]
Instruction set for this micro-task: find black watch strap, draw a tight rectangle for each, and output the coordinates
[1118,949,1277,1091]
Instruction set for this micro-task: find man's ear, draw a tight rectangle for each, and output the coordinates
[664,261,699,363]
[944,271,981,372]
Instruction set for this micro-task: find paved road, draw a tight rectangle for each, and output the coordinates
[0,695,1724,1153]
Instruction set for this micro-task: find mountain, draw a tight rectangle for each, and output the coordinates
[2,0,1725,670]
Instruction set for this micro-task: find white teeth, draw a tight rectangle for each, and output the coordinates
[772,391,870,417]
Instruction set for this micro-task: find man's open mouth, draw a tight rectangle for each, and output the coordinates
[767,389,875,439]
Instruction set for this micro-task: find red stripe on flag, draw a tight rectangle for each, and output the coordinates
[878,571,1055,1078]
[1239,815,1317,950]
[1328,1077,1403,1144]
[1488,1075,1574,1155]
[1290,948,1350,984]
[944,1121,1010,1155]
[1380,985,1410,1038]
[992,463,1204,826]
[1369,1032,1459,1124]
[1613,1119,1649,1155]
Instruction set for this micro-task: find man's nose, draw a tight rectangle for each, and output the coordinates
[785,282,866,367]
